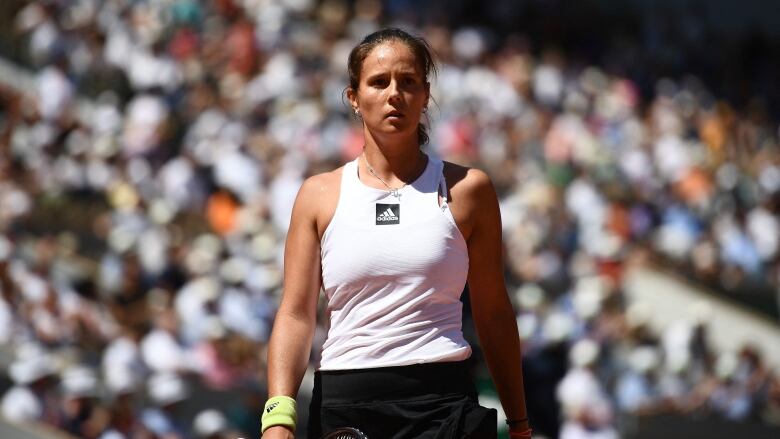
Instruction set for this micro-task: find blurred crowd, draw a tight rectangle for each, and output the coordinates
[1,0,780,438]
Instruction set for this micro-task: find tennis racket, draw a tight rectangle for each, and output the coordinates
[321,427,369,439]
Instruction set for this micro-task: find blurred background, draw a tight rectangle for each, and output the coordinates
[1,0,780,438]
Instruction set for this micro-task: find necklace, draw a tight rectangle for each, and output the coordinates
[361,151,424,201]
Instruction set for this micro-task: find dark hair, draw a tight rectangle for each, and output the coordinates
[347,28,437,146]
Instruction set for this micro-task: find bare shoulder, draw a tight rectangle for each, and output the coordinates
[294,166,343,238]
[297,167,343,201]
[442,161,498,240]
[442,161,496,203]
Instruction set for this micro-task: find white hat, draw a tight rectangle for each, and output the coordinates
[517,314,538,341]
[193,409,228,437]
[542,312,575,344]
[148,373,189,405]
[687,300,713,325]
[192,276,220,302]
[9,354,54,385]
[185,234,223,275]
[0,234,13,261]
[715,352,738,380]
[203,316,227,339]
[106,367,141,395]
[246,264,282,292]
[19,272,48,304]
[1,387,42,421]
[452,28,486,62]
[14,342,47,361]
[665,351,690,374]
[628,346,660,374]
[219,256,250,285]
[568,250,596,278]
[148,198,176,224]
[591,232,624,260]
[99,431,125,439]
[250,232,277,262]
[626,301,651,329]
[572,277,606,320]
[569,339,600,368]
[185,247,219,275]
[514,284,545,311]
[235,207,263,235]
[61,365,98,397]
[193,233,223,255]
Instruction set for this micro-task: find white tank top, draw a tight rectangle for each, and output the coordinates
[318,154,472,370]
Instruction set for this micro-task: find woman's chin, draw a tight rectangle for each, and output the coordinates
[380,129,415,142]
[367,121,418,141]
[384,119,415,132]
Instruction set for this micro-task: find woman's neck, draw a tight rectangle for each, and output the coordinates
[361,136,426,187]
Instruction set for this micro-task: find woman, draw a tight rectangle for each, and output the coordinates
[262,28,530,439]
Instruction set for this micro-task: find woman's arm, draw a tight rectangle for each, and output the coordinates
[462,169,530,434]
[265,176,327,438]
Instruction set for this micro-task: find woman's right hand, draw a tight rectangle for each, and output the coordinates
[262,425,295,439]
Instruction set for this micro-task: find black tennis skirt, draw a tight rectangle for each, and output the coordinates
[307,360,497,439]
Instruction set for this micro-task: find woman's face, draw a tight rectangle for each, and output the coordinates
[349,41,430,142]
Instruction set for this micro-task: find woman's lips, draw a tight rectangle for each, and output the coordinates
[386,111,404,119]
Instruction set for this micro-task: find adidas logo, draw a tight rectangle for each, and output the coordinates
[266,402,279,413]
[375,203,400,225]
[377,208,399,221]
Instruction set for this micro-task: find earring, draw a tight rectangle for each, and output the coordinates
[354,108,360,115]
[423,107,428,114]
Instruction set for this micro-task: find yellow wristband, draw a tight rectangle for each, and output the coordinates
[261,395,297,433]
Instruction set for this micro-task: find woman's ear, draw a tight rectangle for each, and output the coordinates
[346,87,358,113]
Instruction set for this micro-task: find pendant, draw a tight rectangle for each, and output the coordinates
[391,188,401,199]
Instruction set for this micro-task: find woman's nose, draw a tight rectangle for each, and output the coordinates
[388,79,402,101]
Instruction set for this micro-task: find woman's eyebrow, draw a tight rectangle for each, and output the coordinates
[364,69,420,80]
[364,72,389,80]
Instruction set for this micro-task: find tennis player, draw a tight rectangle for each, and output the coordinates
[262,28,530,439]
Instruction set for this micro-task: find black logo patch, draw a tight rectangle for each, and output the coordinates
[375,203,400,225]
